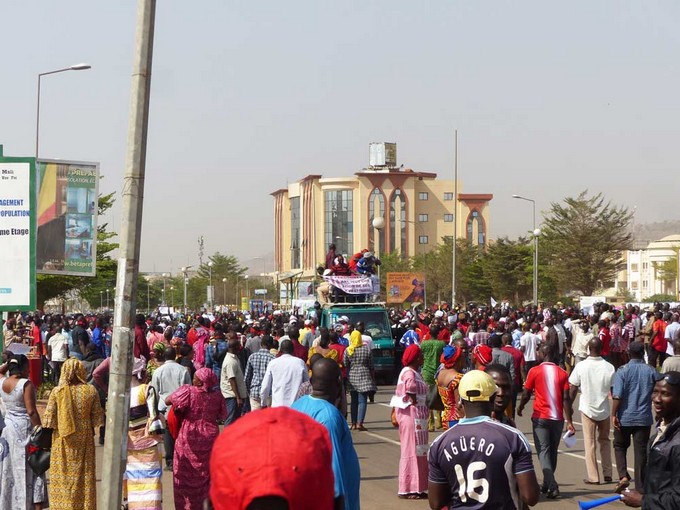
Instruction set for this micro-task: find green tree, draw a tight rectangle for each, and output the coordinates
[541,191,633,296]
[654,253,678,295]
[480,237,532,305]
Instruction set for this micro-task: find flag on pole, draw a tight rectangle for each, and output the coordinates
[490,297,498,308]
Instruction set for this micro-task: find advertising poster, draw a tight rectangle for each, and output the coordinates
[0,156,36,310]
[297,280,315,299]
[36,160,98,276]
[386,272,426,304]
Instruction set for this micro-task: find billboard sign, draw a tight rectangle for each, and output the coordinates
[386,272,425,304]
[0,156,36,310]
[36,160,98,276]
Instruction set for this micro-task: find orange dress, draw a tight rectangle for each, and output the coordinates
[437,371,464,429]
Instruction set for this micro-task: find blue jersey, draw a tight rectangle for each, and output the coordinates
[428,416,534,509]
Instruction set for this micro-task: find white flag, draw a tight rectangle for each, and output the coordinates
[490,297,498,308]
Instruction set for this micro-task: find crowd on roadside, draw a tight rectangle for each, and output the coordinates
[1,298,680,509]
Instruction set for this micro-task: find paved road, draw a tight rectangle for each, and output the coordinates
[93,386,634,509]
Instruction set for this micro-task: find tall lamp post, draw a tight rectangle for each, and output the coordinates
[170,286,174,308]
[245,275,250,302]
[36,63,91,158]
[512,194,540,306]
[372,217,385,299]
[161,273,168,305]
[100,290,103,310]
[181,266,192,315]
[207,261,214,309]
[106,288,110,309]
[222,278,227,307]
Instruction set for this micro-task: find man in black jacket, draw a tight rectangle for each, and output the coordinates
[623,371,680,508]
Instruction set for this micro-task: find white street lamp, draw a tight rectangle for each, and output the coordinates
[207,261,214,309]
[513,194,539,305]
[36,63,92,157]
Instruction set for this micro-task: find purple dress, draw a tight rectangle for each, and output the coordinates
[170,384,226,509]
[395,367,429,495]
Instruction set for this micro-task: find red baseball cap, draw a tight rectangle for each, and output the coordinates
[209,407,335,510]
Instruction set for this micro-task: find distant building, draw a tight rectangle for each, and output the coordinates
[272,144,493,283]
[614,235,680,301]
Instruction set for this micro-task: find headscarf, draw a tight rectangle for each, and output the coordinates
[132,356,147,380]
[153,342,166,355]
[194,367,218,393]
[473,344,493,366]
[440,345,462,369]
[53,358,88,438]
[402,344,421,367]
[346,330,363,356]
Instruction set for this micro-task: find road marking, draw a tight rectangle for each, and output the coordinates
[372,402,633,474]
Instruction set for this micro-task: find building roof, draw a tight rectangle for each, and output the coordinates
[646,234,680,250]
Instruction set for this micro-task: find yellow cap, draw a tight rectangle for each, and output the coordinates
[458,370,498,402]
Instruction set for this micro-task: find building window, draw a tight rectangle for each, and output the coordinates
[368,187,385,254]
[418,214,428,222]
[324,190,353,257]
[444,214,454,222]
[390,188,407,254]
[444,192,454,201]
[466,209,486,246]
[642,262,648,270]
[631,281,638,290]
[642,280,648,289]
[418,192,428,200]
[631,263,638,272]
[419,236,429,244]
[290,196,300,268]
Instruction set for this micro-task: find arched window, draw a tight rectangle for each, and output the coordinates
[368,187,385,254]
[466,209,486,246]
[390,188,407,253]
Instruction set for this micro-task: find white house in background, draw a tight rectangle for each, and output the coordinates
[625,235,680,301]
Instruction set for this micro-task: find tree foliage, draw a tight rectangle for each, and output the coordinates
[541,191,633,296]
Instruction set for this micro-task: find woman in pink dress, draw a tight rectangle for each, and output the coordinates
[166,367,226,510]
[394,344,429,500]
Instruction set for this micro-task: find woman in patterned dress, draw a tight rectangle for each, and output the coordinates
[43,358,104,510]
[124,357,163,510]
[166,367,226,510]
[436,344,466,429]
[394,344,429,499]
[343,330,377,430]
[0,353,48,509]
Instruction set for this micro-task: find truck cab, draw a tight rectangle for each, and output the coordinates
[319,302,395,384]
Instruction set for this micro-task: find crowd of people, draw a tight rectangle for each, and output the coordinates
[1,298,680,508]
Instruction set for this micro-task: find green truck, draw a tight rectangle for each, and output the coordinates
[319,302,396,384]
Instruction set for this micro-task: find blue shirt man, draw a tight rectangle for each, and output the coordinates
[611,341,659,490]
[292,359,361,510]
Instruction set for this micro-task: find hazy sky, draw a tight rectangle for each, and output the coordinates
[2,1,679,274]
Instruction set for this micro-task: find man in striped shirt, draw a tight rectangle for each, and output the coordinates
[518,343,574,499]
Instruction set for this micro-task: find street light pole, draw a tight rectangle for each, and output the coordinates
[106,289,110,309]
[36,63,91,158]
[452,129,458,307]
[512,194,539,306]
[372,217,385,300]
[170,286,174,308]
[208,261,214,309]
[147,278,150,313]
[222,278,227,307]
[162,273,168,305]
[182,266,192,315]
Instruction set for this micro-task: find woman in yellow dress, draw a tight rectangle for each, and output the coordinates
[43,358,104,510]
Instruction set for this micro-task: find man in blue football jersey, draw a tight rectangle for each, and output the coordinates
[428,370,540,509]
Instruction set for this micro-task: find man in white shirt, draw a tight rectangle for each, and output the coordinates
[571,320,594,365]
[520,323,541,373]
[221,336,248,425]
[260,339,309,407]
[47,325,69,383]
[664,314,680,355]
[568,338,615,484]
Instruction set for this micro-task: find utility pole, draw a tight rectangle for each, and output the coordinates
[100,0,156,508]
[451,129,458,308]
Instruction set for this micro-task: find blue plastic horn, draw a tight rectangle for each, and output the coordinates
[578,495,623,510]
